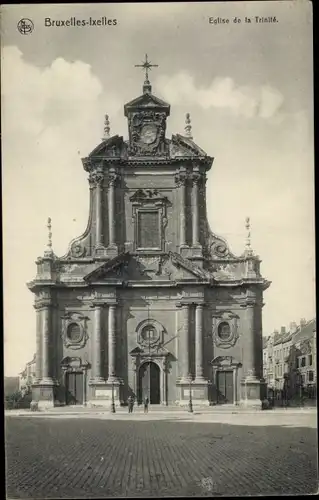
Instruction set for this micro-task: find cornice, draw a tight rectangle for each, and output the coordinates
[83,156,213,168]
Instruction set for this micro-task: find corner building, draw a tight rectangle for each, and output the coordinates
[28,74,270,409]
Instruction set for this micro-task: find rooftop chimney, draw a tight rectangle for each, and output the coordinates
[281,326,286,334]
[300,318,307,327]
[290,322,298,334]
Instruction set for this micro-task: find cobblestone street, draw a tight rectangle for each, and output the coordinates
[6,416,318,498]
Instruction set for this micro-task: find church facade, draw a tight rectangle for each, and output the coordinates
[28,64,270,409]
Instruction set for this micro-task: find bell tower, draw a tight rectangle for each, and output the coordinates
[124,54,170,157]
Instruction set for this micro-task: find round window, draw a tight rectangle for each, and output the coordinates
[67,323,81,342]
[218,322,231,341]
[141,325,157,343]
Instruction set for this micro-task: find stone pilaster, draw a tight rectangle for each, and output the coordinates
[31,295,56,409]
[88,301,122,407]
[244,303,258,380]
[240,298,264,408]
[108,169,117,248]
[90,168,104,247]
[192,171,200,246]
[175,169,187,247]
[90,304,105,383]
[34,305,42,383]
[107,304,118,383]
[194,304,205,382]
[41,304,54,385]
[177,302,190,382]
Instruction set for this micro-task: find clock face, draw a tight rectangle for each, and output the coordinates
[140,124,157,145]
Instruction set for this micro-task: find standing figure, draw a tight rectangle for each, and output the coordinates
[128,395,134,413]
[144,395,149,414]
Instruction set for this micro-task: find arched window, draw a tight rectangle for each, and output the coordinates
[67,323,81,342]
[218,321,231,341]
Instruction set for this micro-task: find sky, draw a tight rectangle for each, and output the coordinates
[2,1,315,376]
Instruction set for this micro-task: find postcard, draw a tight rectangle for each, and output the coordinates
[2,1,316,498]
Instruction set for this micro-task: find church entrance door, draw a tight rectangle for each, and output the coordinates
[138,362,161,404]
[216,370,234,404]
[66,372,84,405]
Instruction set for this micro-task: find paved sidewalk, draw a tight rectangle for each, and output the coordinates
[5,408,317,428]
[5,405,317,416]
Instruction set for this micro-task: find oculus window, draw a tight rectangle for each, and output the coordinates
[217,322,231,341]
[67,323,82,342]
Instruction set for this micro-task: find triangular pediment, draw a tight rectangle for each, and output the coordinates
[83,253,131,282]
[168,252,211,280]
[83,252,211,283]
[124,93,170,116]
[170,134,208,158]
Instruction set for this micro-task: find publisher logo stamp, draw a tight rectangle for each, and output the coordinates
[17,18,34,35]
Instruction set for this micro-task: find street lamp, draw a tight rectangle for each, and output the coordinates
[147,328,151,405]
[110,375,116,414]
[188,373,193,413]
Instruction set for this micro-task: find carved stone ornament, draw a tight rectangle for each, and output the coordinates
[70,241,86,258]
[61,312,89,350]
[61,356,90,372]
[108,169,119,186]
[136,319,165,350]
[89,168,104,187]
[174,169,188,186]
[212,311,239,349]
[136,256,162,276]
[130,189,170,253]
[128,111,166,156]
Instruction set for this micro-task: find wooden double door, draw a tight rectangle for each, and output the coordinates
[66,372,84,405]
[138,362,161,404]
[216,370,234,404]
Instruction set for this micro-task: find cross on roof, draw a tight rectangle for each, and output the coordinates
[135,54,158,81]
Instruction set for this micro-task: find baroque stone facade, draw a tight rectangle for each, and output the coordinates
[28,74,270,409]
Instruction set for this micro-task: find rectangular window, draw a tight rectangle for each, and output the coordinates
[137,211,160,249]
[308,371,314,382]
[301,356,306,367]
[309,354,313,366]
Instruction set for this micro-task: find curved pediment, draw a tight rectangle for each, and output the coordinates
[211,356,242,367]
[85,135,126,160]
[170,134,208,158]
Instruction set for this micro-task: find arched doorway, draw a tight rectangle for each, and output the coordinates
[138,362,161,404]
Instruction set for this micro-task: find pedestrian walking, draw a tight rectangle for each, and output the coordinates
[144,395,149,413]
[128,395,134,413]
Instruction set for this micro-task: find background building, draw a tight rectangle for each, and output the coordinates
[19,354,36,396]
[4,377,19,395]
[263,319,316,400]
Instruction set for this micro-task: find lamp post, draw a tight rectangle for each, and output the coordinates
[110,375,116,414]
[148,329,151,405]
[188,373,193,413]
